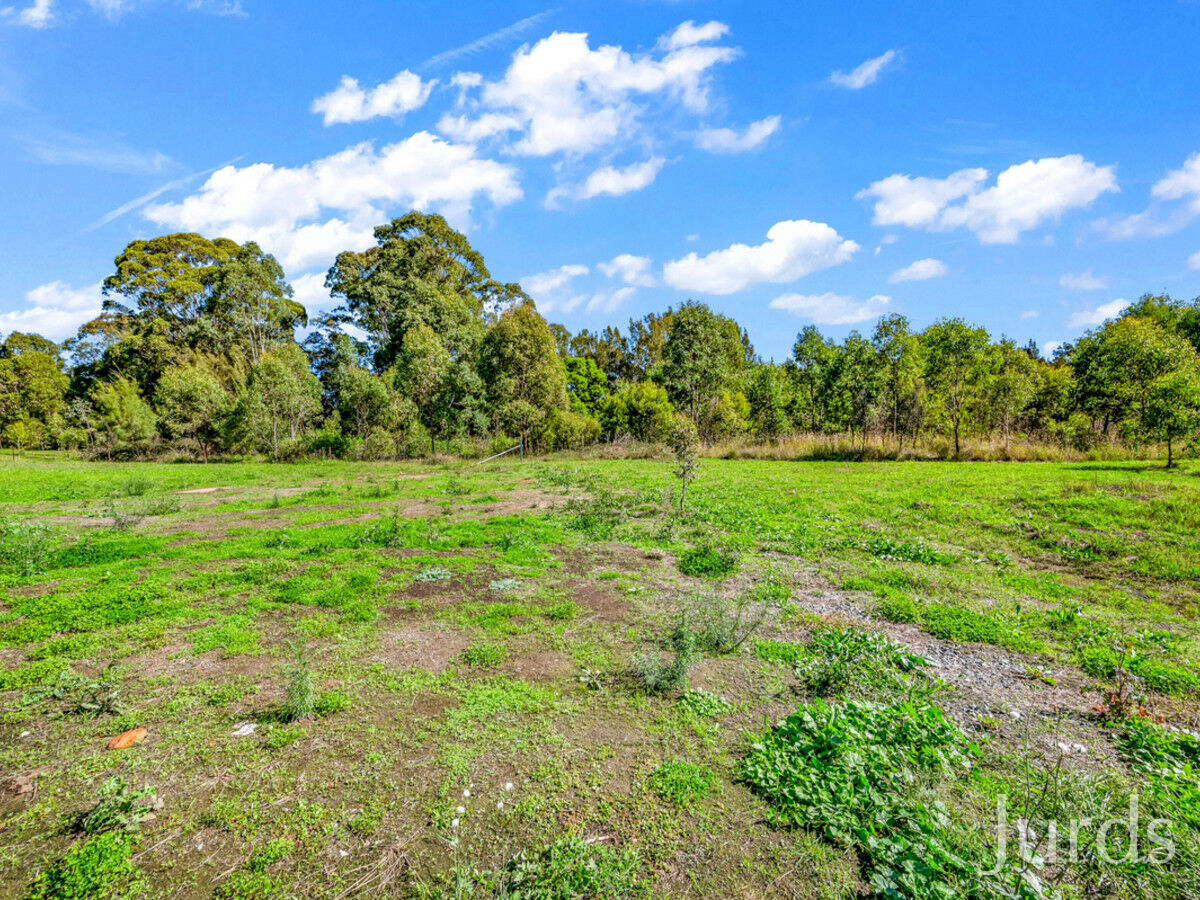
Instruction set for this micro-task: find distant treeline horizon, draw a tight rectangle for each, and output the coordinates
[2,212,1199,464]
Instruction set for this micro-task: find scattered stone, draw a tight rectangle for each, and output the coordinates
[19,731,31,738]
[107,727,148,750]
[231,722,259,737]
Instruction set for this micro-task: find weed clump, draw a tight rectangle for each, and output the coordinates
[633,621,695,695]
[494,835,644,899]
[0,520,54,576]
[461,641,508,668]
[677,543,738,578]
[648,759,717,805]
[742,699,995,900]
[789,626,926,698]
[687,588,766,653]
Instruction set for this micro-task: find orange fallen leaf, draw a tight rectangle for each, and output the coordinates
[107,728,147,750]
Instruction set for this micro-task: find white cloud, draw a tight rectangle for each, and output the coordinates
[289,272,336,315]
[858,155,1118,243]
[0,281,102,340]
[889,257,946,283]
[694,115,780,153]
[20,131,174,174]
[520,263,638,315]
[85,0,243,20]
[521,264,589,314]
[546,157,665,206]
[143,132,521,271]
[1067,298,1129,328]
[598,253,655,286]
[1059,269,1108,290]
[1151,151,1200,209]
[1189,250,1200,271]
[769,292,891,325]
[422,10,555,69]
[3,0,54,28]
[312,71,435,125]
[585,286,635,314]
[1020,310,1040,319]
[1042,340,1063,359]
[663,219,858,294]
[660,19,729,51]
[830,49,900,89]
[1099,152,1200,240]
[443,22,738,157]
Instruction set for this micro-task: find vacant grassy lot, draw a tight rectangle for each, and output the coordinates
[2,456,1199,898]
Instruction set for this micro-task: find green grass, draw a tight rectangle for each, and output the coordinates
[2,455,1200,899]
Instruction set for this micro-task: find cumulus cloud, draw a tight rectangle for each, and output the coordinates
[2,0,54,28]
[1067,298,1129,328]
[0,281,102,340]
[546,157,665,206]
[1098,151,1200,240]
[830,49,900,89]
[858,155,1117,244]
[694,115,780,153]
[598,253,656,287]
[1059,269,1108,290]
[1042,340,1063,359]
[143,132,521,271]
[1189,250,1200,271]
[769,292,891,325]
[663,219,858,294]
[289,271,336,315]
[312,71,435,125]
[585,286,635,314]
[889,257,946,283]
[442,21,738,157]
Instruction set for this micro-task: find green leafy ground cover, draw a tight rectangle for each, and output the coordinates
[1,456,1199,898]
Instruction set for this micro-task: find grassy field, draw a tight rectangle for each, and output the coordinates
[2,455,1200,898]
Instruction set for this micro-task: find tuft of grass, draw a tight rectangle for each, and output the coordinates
[648,759,717,805]
[461,641,508,668]
[282,645,315,722]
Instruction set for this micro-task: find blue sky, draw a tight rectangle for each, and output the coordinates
[2,1,1199,361]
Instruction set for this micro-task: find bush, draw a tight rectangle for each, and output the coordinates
[599,382,674,444]
[677,544,737,578]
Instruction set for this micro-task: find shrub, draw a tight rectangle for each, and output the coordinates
[677,544,737,578]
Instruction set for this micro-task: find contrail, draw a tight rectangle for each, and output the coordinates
[421,9,554,71]
[83,155,244,232]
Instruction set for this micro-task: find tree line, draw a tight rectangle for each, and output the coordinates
[3,212,1199,463]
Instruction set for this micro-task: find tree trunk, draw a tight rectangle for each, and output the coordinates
[1167,436,1174,468]
[953,419,960,456]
